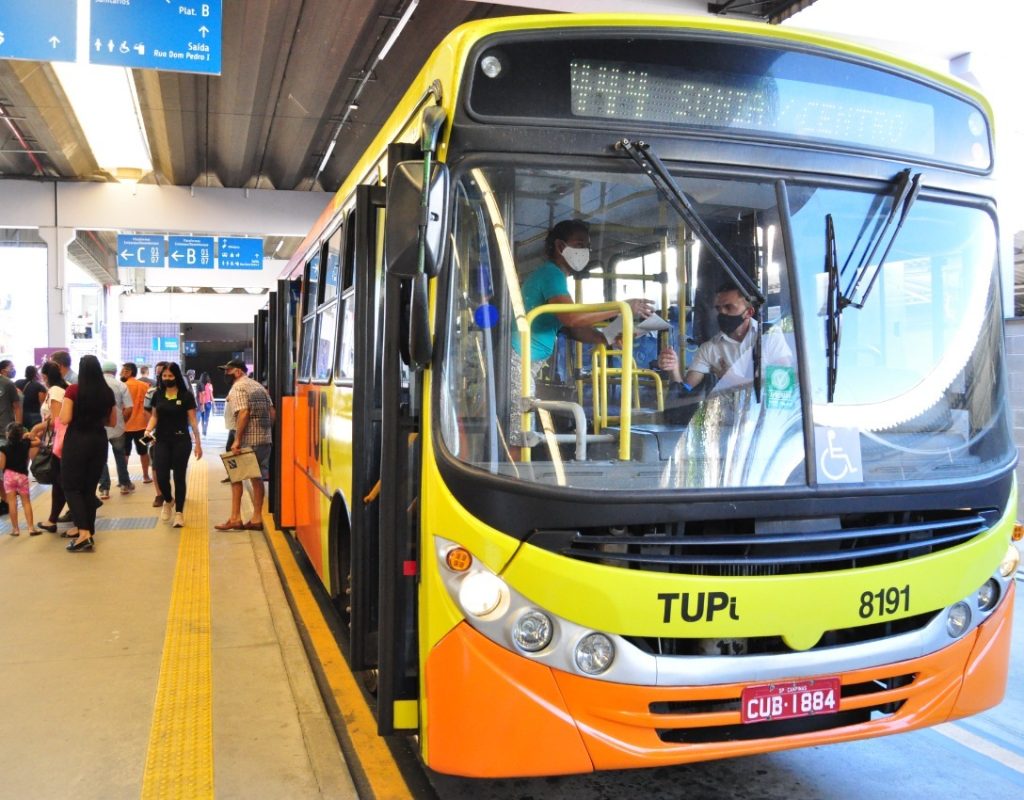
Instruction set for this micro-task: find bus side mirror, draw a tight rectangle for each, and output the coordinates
[385,160,450,279]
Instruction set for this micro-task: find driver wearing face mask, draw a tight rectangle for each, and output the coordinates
[659,282,785,395]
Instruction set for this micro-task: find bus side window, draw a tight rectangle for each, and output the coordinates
[336,209,358,382]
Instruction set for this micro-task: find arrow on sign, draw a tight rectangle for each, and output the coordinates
[0,32,5,47]
[171,252,183,262]
[95,38,102,52]
[49,36,60,48]
[120,249,132,261]
[199,25,210,38]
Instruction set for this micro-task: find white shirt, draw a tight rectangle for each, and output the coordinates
[690,320,793,393]
[43,385,65,420]
[103,374,133,439]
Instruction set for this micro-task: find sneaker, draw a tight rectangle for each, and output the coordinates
[152,495,164,508]
[160,502,174,522]
[172,512,185,528]
[120,483,135,494]
[98,489,111,501]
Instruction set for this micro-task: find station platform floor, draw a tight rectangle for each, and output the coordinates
[0,423,358,800]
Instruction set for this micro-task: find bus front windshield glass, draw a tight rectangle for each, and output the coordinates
[439,165,1012,491]
[440,164,805,490]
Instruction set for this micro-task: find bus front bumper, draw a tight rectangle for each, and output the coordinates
[422,581,1013,777]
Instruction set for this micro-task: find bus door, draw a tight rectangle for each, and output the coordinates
[348,184,387,675]
[272,277,301,529]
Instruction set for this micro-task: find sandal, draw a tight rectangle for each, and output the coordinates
[9,530,20,537]
[29,529,42,536]
[214,519,245,531]
[242,521,264,531]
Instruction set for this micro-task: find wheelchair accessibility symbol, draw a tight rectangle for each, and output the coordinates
[814,426,862,483]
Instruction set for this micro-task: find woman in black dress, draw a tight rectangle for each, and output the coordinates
[143,362,203,528]
[60,355,116,552]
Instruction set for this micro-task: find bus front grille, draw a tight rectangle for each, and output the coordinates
[527,509,995,576]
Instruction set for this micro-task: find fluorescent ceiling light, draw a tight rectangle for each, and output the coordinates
[378,0,419,62]
[52,62,152,182]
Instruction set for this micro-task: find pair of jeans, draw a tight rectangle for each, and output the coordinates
[99,435,132,491]
[62,427,107,533]
[152,434,192,512]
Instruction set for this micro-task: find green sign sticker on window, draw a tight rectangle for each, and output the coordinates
[765,366,797,410]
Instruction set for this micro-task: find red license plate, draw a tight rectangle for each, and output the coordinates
[740,677,841,724]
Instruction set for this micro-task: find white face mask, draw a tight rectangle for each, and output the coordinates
[561,245,591,272]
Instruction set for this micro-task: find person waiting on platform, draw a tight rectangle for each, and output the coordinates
[509,218,653,454]
[97,360,134,500]
[142,362,203,529]
[120,362,153,485]
[0,423,41,536]
[215,359,275,532]
[657,281,791,397]
[61,355,117,552]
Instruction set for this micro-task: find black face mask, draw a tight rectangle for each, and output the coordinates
[162,378,176,386]
[717,312,747,335]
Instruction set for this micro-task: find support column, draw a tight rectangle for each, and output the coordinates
[38,226,77,348]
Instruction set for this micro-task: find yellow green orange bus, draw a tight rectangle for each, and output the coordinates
[258,13,1021,777]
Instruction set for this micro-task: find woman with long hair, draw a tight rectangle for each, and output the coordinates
[35,361,69,534]
[197,372,214,436]
[143,362,203,528]
[60,355,116,551]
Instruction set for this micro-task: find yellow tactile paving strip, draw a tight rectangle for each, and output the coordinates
[141,457,215,799]
[263,515,414,800]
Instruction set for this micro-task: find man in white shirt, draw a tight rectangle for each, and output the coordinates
[98,360,134,499]
[658,283,791,395]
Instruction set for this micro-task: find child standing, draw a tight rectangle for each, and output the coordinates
[0,423,40,536]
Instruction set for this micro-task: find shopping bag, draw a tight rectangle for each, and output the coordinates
[219,448,262,482]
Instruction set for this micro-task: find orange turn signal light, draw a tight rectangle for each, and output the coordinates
[445,547,473,572]
[1013,523,1024,542]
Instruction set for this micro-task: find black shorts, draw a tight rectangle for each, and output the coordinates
[124,430,149,456]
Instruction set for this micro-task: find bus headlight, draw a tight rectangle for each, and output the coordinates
[512,610,553,652]
[574,632,615,675]
[458,571,508,619]
[946,602,971,638]
[999,545,1020,578]
[976,579,1000,613]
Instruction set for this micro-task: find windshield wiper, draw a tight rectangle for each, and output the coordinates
[616,138,765,306]
[841,168,922,310]
[825,214,841,402]
[824,169,922,402]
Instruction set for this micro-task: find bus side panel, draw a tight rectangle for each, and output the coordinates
[293,383,326,582]
[277,397,296,528]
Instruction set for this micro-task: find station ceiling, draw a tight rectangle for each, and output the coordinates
[0,0,814,196]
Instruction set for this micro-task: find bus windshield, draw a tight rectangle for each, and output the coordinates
[438,162,1012,491]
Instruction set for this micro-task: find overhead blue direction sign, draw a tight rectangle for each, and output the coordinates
[218,237,263,271]
[0,0,77,64]
[117,234,166,268]
[90,0,222,75]
[169,235,214,268]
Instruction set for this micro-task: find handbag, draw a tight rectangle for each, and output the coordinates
[30,426,57,485]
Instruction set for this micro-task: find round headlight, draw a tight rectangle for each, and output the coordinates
[458,571,507,618]
[976,579,1000,612]
[574,632,615,675]
[480,54,503,79]
[512,610,553,653]
[946,601,972,638]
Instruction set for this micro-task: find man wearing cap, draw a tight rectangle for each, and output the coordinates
[214,360,275,531]
[98,360,134,499]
